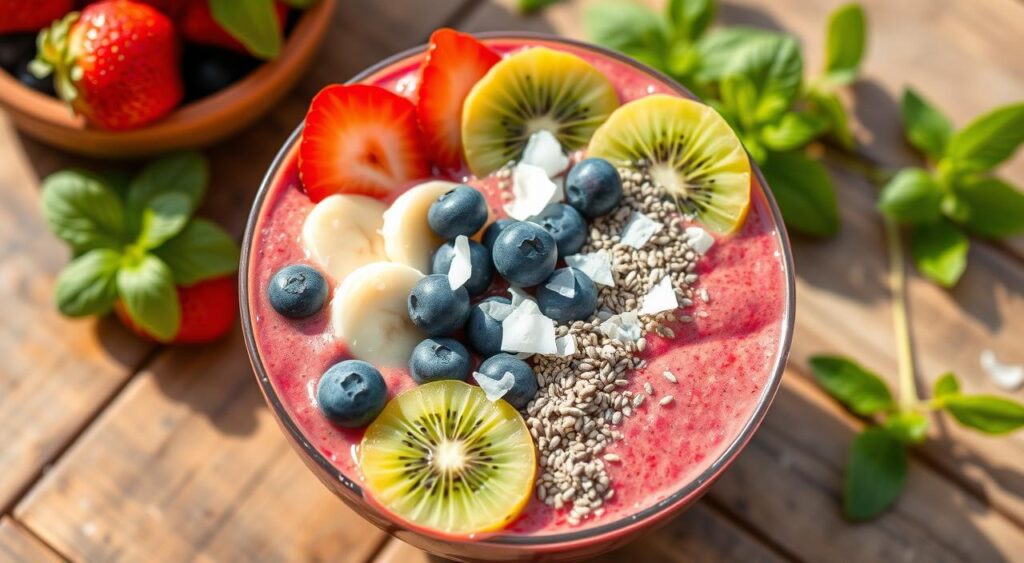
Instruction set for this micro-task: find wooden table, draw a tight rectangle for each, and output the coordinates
[2,0,1023,561]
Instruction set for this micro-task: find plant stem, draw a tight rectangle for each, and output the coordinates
[884,217,919,411]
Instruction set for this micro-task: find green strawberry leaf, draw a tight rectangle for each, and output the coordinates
[210,0,283,60]
[137,192,192,250]
[940,394,1024,435]
[844,427,907,521]
[585,2,670,68]
[126,152,207,228]
[117,254,180,341]
[760,111,829,152]
[761,150,840,237]
[883,411,929,444]
[41,170,125,253]
[877,168,944,224]
[809,355,894,415]
[901,88,952,161]
[947,176,1024,238]
[806,88,854,148]
[910,220,968,287]
[824,3,866,85]
[946,102,1024,174]
[933,372,960,398]
[54,248,122,317]
[154,219,240,286]
[668,0,715,43]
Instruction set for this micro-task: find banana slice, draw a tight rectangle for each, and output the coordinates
[381,180,457,273]
[331,262,425,367]
[303,194,388,282]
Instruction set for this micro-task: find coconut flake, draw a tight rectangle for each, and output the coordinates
[565,251,614,286]
[555,333,577,357]
[639,276,678,315]
[981,350,1024,390]
[478,299,514,322]
[621,212,663,249]
[473,370,516,402]
[500,298,557,355]
[508,286,533,308]
[545,268,576,299]
[599,311,643,343]
[447,235,472,290]
[521,130,570,178]
[686,226,715,255]
[505,163,559,220]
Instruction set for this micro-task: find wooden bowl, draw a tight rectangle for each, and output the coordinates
[0,0,337,159]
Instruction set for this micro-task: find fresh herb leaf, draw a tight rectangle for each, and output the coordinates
[718,74,759,130]
[883,411,929,444]
[806,88,854,148]
[844,427,907,520]
[933,372,960,398]
[517,0,561,13]
[693,27,779,83]
[940,394,1024,434]
[824,3,866,85]
[41,170,125,253]
[910,220,968,287]
[54,248,122,317]
[723,34,803,123]
[809,355,894,415]
[877,168,943,223]
[210,0,282,59]
[117,255,180,341]
[281,0,318,7]
[760,112,829,152]
[137,193,192,250]
[585,2,670,69]
[668,0,715,43]
[946,102,1024,174]
[761,150,840,236]
[901,88,952,161]
[154,219,240,286]
[126,152,207,223]
[947,176,1024,238]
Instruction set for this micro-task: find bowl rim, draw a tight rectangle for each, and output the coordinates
[240,31,796,548]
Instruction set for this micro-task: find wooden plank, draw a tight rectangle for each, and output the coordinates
[373,538,432,563]
[0,518,62,563]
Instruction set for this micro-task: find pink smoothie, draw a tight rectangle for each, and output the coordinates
[246,38,788,538]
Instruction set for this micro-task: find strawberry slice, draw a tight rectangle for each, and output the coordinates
[299,84,431,202]
[416,28,502,172]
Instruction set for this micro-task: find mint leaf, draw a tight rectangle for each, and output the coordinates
[844,427,907,521]
[824,3,866,85]
[281,0,318,7]
[933,372,960,398]
[947,176,1024,238]
[117,255,179,341]
[126,152,207,223]
[668,0,715,42]
[910,220,968,287]
[154,219,240,286]
[719,34,803,123]
[946,102,1024,173]
[810,355,894,415]
[901,88,952,160]
[518,0,561,13]
[718,74,759,130]
[210,0,282,59]
[760,112,828,152]
[807,89,854,148]
[761,150,840,236]
[137,193,191,250]
[41,170,125,253]
[883,411,929,444]
[585,2,670,69]
[877,168,943,223]
[694,27,778,83]
[54,248,122,317]
[941,394,1024,434]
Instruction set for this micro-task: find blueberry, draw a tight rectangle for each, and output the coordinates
[431,239,493,296]
[0,34,36,74]
[477,353,538,409]
[407,274,471,336]
[465,296,511,357]
[565,158,623,219]
[268,264,328,319]
[482,218,515,253]
[536,268,598,323]
[491,221,558,287]
[427,185,489,240]
[530,203,587,257]
[316,360,387,427]
[409,338,471,384]
[181,45,259,103]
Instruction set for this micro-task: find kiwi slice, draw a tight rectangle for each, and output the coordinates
[462,47,619,176]
[588,95,752,233]
[359,380,536,536]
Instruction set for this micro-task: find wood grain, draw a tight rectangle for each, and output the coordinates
[0,518,62,563]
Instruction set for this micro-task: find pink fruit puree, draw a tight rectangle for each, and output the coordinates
[246,38,788,537]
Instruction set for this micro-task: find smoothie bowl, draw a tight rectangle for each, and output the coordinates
[241,31,795,561]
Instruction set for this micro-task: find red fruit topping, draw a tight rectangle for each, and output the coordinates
[299,84,432,202]
[416,28,501,171]
[115,275,238,344]
[0,0,73,33]
[179,0,287,55]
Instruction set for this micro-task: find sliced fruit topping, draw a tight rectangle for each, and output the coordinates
[331,262,425,367]
[360,380,536,536]
[303,194,388,282]
[299,84,431,202]
[588,95,752,234]
[317,359,387,428]
[268,264,328,319]
[382,180,457,273]
[417,28,502,171]
[462,47,620,177]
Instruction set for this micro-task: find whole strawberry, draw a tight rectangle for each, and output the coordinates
[115,275,238,344]
[0,0,73,33]
[33,0,183,130]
